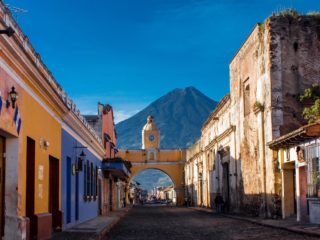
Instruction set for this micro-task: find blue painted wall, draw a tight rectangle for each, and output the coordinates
[61,129,101,229]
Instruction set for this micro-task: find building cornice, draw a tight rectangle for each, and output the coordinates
[202,94,231,132]
[204,125,236,151]
[0,3,104,150]
[63,113,105,157]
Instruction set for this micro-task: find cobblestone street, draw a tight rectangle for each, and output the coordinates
[103,206,319,240]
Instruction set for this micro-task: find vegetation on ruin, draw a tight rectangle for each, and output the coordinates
[300,84,320,123]
[270,9,320,19]
[272,8,299,18]
[254,101,263,109]
[307,11,320,17]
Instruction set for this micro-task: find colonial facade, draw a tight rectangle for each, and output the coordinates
[0,2,129,239]
[268,121,320,224]
[185,14,320,217]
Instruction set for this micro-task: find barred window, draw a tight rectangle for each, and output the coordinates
[91,162,94,197]
[95,166,98,198]
[87,160,91,198]
[84,161,87,199]
[244,83,250,116]
[306,143,320,198]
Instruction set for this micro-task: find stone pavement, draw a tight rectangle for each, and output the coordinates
[191,207,320,238]
[52,207,131,240]
[104,206,319,240]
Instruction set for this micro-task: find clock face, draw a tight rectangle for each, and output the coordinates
[149,135,155,142]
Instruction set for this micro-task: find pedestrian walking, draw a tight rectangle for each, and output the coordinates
[214,193,224,213]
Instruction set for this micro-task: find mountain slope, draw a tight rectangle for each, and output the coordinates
[116,87,217,149]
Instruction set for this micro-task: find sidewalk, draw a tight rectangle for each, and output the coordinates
[52,207,131,240]
[190,207,320,238]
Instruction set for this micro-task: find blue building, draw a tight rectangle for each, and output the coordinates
[60,103,131,229]
[61,127,104,229]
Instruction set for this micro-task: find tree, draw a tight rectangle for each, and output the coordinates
[300,84,320,123]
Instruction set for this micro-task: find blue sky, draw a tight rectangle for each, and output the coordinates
[4,0,320,122]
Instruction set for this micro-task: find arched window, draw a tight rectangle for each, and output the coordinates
[244,83,250,115]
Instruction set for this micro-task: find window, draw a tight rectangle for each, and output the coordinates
[87,160,91,198]
[84,160,98,201]
[95,166,98,198]
[91,162,94,197]
[84,161,87,199]
[212,150,216,171]
[244,83,250,115]
[306,143,320,197]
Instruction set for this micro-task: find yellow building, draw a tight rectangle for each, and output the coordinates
[0,4,105,239]
[118,116,186,206]
[0,10,64,239]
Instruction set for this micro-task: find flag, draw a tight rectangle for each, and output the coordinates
[0,96,2,114]
[13,107,22,134]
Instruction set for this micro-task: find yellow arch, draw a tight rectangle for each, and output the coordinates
[118,149,186,206]
[130,167,176,186]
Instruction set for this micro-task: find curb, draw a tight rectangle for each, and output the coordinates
[189,207,320,238]
[98,207,132,240]
[221,214,320,238]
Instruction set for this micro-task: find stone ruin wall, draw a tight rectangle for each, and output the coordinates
[229,25,266,216]
[268,15,320,137]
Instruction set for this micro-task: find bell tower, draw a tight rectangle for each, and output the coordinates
[142,116,160,150]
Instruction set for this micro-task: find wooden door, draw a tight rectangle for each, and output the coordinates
[49,156,59,230]
[26,137,36,238]
[0,136,5,237]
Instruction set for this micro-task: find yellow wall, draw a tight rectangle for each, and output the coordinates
[19,90,61,215]
[0,61,62,217]
[119,149,185,163]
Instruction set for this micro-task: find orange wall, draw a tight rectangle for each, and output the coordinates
[102,107,117,157]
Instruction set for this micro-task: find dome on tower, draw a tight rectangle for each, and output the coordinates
[142,116,158,131]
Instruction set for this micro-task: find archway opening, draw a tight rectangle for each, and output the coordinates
[129,169,176,205]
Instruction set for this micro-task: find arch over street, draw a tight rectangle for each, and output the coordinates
[118,149,186,205]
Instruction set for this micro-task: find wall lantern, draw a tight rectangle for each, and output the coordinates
[0,27,15,37]
[6,86,17,109]
[40,138,50,150]
[77,150,86,171]
[72,146,87,175]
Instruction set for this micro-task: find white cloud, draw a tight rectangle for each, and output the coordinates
[70,94,147,123]
[114,110,139,123]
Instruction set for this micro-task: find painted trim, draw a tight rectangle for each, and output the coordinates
[62,123,102,160]
[132,161,185,166]
[0,57,103,159]
[0,57,61,123]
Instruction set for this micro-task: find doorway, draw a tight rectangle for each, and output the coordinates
[98,179,102,214]
[109,178,113,211]
[49,156,60,231]
[222,163,230,211]
[66,157,71,224]
[0,136,5,237]
[26,137,36,238]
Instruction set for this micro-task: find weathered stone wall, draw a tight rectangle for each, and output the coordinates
[186,14,320,218]
[229,25,269,216]
[266,15,320,217]
[268,16,320,137]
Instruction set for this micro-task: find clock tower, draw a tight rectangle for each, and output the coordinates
[142,116,160,150]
